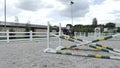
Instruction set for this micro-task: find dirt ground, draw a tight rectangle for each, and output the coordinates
[0,36,120,68]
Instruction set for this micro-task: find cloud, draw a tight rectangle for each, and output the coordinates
[93,0,105,5]
[16,0,54,11]
[0,0,21,21]
[57,0,90,18]
[1,0,120,27]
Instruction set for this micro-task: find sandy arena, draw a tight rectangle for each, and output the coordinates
[0,36,120,68]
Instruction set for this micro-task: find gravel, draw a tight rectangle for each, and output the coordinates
[0,36,120,68]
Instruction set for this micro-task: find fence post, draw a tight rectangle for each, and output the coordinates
[30,31,32,41]
[6,30,9,43]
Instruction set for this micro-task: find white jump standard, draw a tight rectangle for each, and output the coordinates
[44,22,120,60]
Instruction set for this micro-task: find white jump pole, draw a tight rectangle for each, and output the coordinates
[59,23,62,47]
[56,23,64,51]
[44,21,56,53]
[47,21,50,48]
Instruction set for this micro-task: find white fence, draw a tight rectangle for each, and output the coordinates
[0,30,47,43]
[0,30,116,43]
[74,32,115,37]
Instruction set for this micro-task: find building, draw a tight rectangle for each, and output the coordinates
[0,21,47,32]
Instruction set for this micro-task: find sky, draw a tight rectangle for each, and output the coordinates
[0,0,120,27]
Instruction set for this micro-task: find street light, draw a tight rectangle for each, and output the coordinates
[4,0,7,31]
[70,1,74,26]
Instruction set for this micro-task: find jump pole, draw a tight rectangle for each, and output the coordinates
[47,51,120,60]
[44,21,56,53]
[70,35,120,53]
[54,34,120,55]
[56,23,64,50]
[56,34,120,53]
[44,22,120,60]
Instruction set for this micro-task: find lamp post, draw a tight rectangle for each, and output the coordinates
[70,1,74,26]
[4,0,7,31]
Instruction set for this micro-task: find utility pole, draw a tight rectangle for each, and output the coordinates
[4,0,7,31]
[70,1,74,26]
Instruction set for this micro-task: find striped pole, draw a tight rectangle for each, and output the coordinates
[47,51,120,60]
[95,44,120,53]
[50,34,81,44]
[70,34,120,43]
[70,35,120,53]
[59,44,120,56]
[60,36,78,42]
[92,34,120,43]
[89,45,120,56]
[66,48,100,51]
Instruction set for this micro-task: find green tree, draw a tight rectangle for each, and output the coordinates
[105,22,115,29]
[66,24,73,28]
[73,24,83,32]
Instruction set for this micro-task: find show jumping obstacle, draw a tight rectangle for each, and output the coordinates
[44,22,120,60]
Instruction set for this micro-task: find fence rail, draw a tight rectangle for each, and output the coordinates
[0,30,47,43]
[0,30,117,43]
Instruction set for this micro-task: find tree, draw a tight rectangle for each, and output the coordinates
[105,22,115,29]
[92,18,98,27]
[73,24,83,32]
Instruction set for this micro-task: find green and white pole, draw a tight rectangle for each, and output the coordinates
[89,45,120,56]
[70,36,120,53]
[47,51,120,60]
[62,47,99,51]
[70,34,120,43]
[59,43,120,56]
[95,44,120,53]
[69,35,120,52]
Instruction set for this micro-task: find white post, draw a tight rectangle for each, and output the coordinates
[30,30,32,41]
[56,23,64,51]
[44,21,56,53]
[59,23,62,47]
[6,30,9,43]
[47,22,50,48]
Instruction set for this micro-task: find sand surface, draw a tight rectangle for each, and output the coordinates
[0,36,120,68]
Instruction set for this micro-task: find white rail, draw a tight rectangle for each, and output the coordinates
[0,30,47,43]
